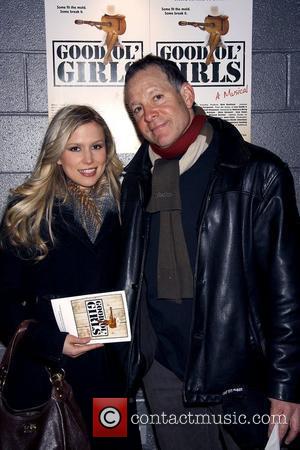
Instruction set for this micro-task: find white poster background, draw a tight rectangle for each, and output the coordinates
[45,0,252,154]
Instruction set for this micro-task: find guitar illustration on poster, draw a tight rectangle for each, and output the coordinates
[75,5,126,65]
[179,7,229,65]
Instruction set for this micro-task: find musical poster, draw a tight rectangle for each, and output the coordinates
[150,0,253,140]
[45,0,253,154]
[45,0,148,154]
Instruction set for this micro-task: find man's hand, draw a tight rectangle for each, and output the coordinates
[62,333,104,358]
[269,398,300,445]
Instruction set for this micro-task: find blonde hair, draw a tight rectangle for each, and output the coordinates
[1,105,123,260]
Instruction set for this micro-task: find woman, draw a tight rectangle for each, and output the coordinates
[0,105,141,450]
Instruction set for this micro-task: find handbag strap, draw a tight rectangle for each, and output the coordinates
[0,320,34,392]
[0,320,67,400]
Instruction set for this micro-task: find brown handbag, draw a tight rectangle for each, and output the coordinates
[0,320,91,450]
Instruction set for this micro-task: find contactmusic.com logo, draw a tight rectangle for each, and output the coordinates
[93,398,128,437]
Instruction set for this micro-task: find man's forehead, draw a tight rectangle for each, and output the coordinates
[125,66,174,100]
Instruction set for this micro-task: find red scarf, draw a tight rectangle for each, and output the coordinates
[151,114,206,159]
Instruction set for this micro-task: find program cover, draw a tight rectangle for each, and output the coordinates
[51,290,131,344]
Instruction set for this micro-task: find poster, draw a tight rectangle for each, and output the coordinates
[45,0,252,153]
[151,0,252,140]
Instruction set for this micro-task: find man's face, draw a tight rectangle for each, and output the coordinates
[125,66,195,149]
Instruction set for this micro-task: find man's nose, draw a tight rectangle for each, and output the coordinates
[144,105,157,123]
[82,148,93,164]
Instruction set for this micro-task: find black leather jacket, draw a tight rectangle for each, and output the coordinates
[120,117,300,404]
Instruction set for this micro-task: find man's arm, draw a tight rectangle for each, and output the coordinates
[254,165,300,443]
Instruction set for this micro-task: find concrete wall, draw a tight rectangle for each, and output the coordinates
[0,1,299,448]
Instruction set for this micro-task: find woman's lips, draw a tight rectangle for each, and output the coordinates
[78,168,97,177]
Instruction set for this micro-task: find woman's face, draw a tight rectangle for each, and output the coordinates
[57,121,107,189]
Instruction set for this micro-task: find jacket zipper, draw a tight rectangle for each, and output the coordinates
[248,301,266,357]
[183,172,218,402]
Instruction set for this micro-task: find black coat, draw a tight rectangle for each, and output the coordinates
[119,117,300,404]
[0,201,123,414]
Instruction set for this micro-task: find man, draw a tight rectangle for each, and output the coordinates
[120,54,300,449]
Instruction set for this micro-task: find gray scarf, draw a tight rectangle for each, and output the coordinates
[146,122,213,302]
[66,175,116,243]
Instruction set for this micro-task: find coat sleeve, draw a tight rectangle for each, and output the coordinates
[0,245,67,364]
[253,164,300,402]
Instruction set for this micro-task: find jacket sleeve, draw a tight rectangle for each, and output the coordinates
[0,246,67,364]
[254,164,300,402]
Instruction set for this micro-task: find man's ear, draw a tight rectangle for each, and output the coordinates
[180,82,195,109]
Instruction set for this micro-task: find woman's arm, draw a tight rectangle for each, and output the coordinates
[0,245,67,363]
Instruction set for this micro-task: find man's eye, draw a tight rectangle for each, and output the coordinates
[154,94,163,101]
[133,106,142,116]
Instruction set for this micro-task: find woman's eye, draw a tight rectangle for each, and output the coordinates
[69,146,80,152]
[93,144,104,150]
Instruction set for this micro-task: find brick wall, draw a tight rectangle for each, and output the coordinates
[0,1,299,448]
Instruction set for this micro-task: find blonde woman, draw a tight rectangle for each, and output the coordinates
[0,105,141,450]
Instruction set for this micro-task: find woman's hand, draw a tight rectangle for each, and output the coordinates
[63,333,104,358]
